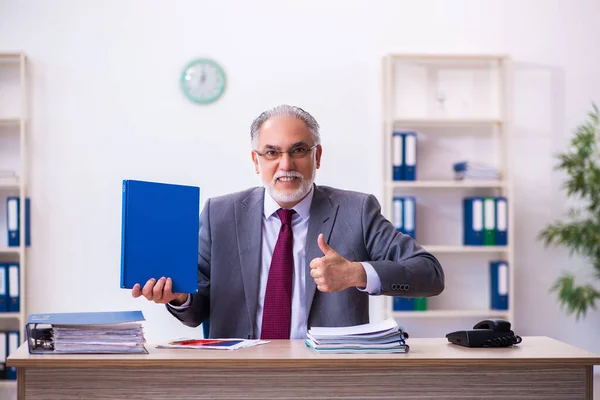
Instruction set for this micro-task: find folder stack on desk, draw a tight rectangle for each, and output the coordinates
[26,310,148,354]
[305,318,409,354]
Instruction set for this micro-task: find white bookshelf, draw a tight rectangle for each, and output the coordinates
[0,52,28,388]
[381,54,514,326]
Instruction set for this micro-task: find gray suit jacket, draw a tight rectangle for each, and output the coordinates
[168,185,444,338]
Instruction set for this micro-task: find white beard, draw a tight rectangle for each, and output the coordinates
[263,165,316,205]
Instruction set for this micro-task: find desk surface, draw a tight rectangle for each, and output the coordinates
[8,336,600,368]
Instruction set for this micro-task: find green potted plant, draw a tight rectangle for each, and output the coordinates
[538,104,600,320]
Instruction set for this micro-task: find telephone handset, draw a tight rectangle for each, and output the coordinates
[446,319,522,348]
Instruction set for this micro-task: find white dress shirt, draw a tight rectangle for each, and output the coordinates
[170,186,382,339]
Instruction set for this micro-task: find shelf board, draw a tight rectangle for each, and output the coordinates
[0,177,19,189]
[0,312,20,319]
[390,54,508,62]
[0,118,20,126]
[422,245,509,253]
[0,52,22,60]
[389,180,506,188]
[0,380,17,387]
[391,309,510,318]
[0,246,21,255]
[393,118,502,127]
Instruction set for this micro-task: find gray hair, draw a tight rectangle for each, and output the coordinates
[250,104,321,148]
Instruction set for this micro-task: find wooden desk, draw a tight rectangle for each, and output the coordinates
[8,336,600,399]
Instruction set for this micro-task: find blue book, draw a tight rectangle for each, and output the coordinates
[490,261,509,310]
[495,197,508,246]
[402,196,416,239]
[120,180,200,294]
[392,197,403,232]
[463,197,484,245]
[6,197,30,247]
[7,263,19,312]
[392,132,404,180]
[6,330,19,380]
[403,131,417,181]
[393,297,415,311]
[0,263,7,312]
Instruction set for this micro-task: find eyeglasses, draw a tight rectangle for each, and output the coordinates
[254,145,317,161]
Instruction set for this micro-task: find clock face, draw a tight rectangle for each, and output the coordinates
[180,58,226,104]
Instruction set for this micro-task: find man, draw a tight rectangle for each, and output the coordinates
[132,104,444,339]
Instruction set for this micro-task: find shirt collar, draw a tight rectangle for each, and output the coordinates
[264,185,314,220]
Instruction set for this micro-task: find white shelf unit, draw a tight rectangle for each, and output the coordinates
[381,54,514,328]
[0,52,28,388]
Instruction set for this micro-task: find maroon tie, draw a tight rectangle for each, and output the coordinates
[261,208,296,339]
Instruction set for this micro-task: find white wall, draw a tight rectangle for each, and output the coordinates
[1,0,599,354]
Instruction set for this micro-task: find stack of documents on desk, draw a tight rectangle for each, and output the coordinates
[305,318,409,354]
[26,310,147,354]
[453,161,500,181]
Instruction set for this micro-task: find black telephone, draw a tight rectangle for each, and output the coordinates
[446,320,522,348]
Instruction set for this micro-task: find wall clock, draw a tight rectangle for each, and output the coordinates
[180,58,226,104]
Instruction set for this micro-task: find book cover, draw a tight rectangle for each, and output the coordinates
[120,180,200,294]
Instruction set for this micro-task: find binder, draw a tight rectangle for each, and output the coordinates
[6,330,19,380]
[8,263,19,312]
[413,298,427,311]
[404,131,417,181]
[26,310,147,354]
[490,261,509,310]
[483,197,496,246]
[392,132,404,180]
[6,197,31,247]
[392,197,403,232]
[463,197,484,245]
[392,297,414,311]
[120,180,200,294]
[0,264,7,312]
[495,197,508,246]
[0,332,6,379]
[403,196,416,239]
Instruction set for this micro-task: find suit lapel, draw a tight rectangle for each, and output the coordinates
[235,187,264,336]
[305,186,339,319]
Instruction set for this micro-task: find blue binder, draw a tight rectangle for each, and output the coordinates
[403,131,417,181]
[392,132,404,180]
[490,261,509,310]
[6,197,30,247]
[0,264,7,312]
[495,197,508,246]
[6,330,19,380]
[393,297,415,311]
[7,263,19,312]
[0,332,5,379]
[463,197,484,245]
[402,196,416,238]
[392,197,403,232]
[120,180,200,294]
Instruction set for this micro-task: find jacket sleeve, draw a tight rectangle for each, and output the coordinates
[362,194,445,297]
[166,199,212,327]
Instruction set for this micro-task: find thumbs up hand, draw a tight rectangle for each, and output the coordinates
[309,233,367,292]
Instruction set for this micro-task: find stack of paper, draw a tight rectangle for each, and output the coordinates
[53,322,146,354]
[26,310,147,354]
[305,318,409,354]
[157,338,269,350]
[453,161,500,180]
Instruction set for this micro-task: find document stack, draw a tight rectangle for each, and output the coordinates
[26,310,147,354]
[305,318,409,354]
[453,161,500,181]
